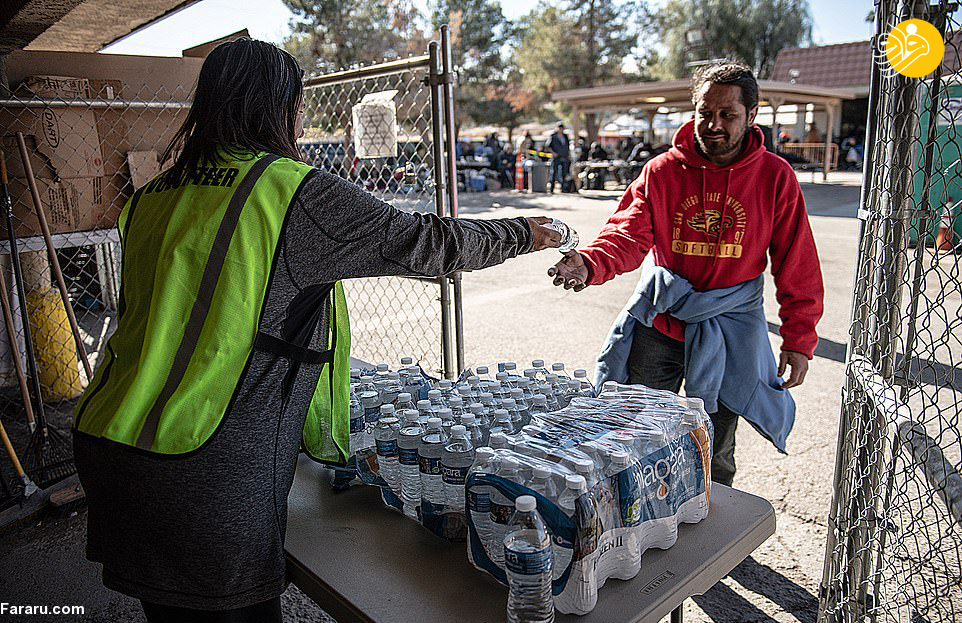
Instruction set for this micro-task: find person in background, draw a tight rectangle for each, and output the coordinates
[499,145,515,188]
[73,38,561,623]
[547,122,571,193]
[547,61,823,487]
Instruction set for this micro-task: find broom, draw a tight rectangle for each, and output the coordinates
[0,149,75,488]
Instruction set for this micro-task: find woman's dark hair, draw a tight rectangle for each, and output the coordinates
[162,38,304,174]
[690,62,759,112]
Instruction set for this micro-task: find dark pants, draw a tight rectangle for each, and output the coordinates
[627,323,738,486]
[550,158,569,192]
[141,597,282,623]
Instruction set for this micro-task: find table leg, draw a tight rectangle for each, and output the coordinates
[670,602,684,623]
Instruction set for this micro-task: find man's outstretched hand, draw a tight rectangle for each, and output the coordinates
[779,351,809,389]
[548,251,588,291]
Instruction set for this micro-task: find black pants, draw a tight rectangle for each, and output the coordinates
[141,597,282,623]
[627,323,738,486]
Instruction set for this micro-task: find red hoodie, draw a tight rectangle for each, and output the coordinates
[579,120,824,358]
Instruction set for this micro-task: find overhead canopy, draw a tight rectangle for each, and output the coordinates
[552,79,856,114]
[1,0,199,54]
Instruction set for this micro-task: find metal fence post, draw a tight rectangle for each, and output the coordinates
[439,25,465,376]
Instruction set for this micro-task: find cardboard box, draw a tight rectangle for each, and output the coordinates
[1,75,104,180]
[0,134,103,237]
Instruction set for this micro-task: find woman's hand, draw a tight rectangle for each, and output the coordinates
[526,216,562,251]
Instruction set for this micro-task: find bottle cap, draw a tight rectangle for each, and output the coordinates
[438,408,453,419]
[468,375,481,384]
[476,366,489,374]
[533,465,551,479]
[428,389,441,398]
[551,363,565,371]
[532,394,547,404]
[360,375,374,382]
[524,368,539,379]
[379,416,399,425]
[510,388,524,398]
[610,451,630,466]
[532,359,545,368]
[402,409,420,421]
[494,408,510,419]
[379,404,395,414]
[469,403,485,413]
[397,393,411,402]
[449,395,464,405]
[546,374,558,382]
[496,371,508,381]
[451,424,467,436]
[462,414,476,424]
[565,474,587,491]
[515,496,536,512]
[400,357,413,365]
[480,392,495,402]
[504,362,517,371]
[503,399,516,408]
[350,367,360,376]
[568,379,580,388]
[439,380,453,389]
[574,369,587,378]
[574,458,594,474]
[377,363,389,371]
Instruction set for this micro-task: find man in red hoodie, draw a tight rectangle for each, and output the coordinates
[548,62,823,485]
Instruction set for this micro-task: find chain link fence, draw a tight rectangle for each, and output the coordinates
[300,51,458,376]
[0,33,462,503]
[819,2,962,622]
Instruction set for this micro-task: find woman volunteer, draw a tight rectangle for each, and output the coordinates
[72,38,560,622]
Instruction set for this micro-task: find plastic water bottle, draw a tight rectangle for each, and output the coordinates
[503,399,524,432]
[530,465,559,501]
[375,416,401,492]
[490,409,516,436]
[428,388,447,410]
[550,363,568,379]
[394,392,416,413]
[504,495,555,623]
[437,407,454,440]
[419,418,446,508]
[489,457,521,566]
[462,414,485,447]
[529,394,549,417]
[488,431,510,450]
[554,475,587,580]
[349,389,366,454]
[417,399,435,423]
[448,395,467,423]
[398,410,425,518]
[543,218,580,253]
[469,447,497,553]
[441,424,475,510]
[573,369,595,397]
[606,450,642,579]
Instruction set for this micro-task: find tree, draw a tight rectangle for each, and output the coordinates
[513,1,643,139]
[430,0,513,131]
[283,0,428,75]
[655,0,812,79]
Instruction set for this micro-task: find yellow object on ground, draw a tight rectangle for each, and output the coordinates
[27,287,85,400]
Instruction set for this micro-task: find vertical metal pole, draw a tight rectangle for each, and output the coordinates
[440,25,465,376]
[818,3,888,620]
[428,41,455,379]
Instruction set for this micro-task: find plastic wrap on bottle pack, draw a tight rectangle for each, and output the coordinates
[464,381,713,615]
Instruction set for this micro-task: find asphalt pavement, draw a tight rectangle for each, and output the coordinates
[0,174,863,623]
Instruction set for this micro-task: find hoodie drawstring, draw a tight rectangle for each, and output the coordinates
[713,169,732,266]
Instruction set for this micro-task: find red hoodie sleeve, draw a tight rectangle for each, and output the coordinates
[579,167,655,285]
[769,167,824,358]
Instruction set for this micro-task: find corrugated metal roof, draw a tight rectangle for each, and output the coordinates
[771,41,873,89]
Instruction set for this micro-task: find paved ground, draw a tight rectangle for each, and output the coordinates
[0,174,863,622]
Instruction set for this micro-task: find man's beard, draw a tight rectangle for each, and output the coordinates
[696,128,745,157]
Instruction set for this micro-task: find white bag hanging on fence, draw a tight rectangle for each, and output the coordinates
[352,90,399,159]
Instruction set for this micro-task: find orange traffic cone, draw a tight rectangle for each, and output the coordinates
[515,152,525,192]
[936,203,955,251]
